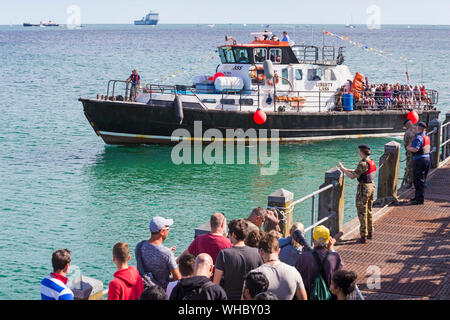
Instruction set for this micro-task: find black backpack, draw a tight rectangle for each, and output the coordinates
[182,281,216,300]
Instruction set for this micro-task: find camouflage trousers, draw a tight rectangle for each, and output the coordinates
[356,182,375,237]
[404,151,414,186]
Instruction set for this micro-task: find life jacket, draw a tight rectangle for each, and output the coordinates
[357,158,377,183]
[131,73,140,85]
[412,133,431,156]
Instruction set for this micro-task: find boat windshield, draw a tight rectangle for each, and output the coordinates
[218,47,250,64]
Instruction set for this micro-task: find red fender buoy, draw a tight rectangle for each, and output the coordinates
[213,72,225,82]
[253,108,267,125]
[407,110,419,124]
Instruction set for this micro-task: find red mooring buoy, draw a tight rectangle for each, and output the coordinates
[407,110,419,124]
[253,108,267,125]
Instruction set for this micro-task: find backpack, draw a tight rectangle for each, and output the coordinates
[309,251,332,300]
[182,281,216,300]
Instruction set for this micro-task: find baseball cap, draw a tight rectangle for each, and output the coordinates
[313,225,330,244]
[417,121,427,128]
[149,216,174,233]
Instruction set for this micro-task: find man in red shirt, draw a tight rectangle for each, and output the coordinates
[108,242,144,300]
[178,213,232,264]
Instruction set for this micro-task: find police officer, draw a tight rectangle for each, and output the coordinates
[339,144,376,243]
[403,119,417,188]
[407,121,431,205]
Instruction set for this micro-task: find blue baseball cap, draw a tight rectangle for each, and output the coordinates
[149,216,174,233]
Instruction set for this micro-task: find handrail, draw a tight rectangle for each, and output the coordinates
[287,180,338,244]
[101,80,438,111]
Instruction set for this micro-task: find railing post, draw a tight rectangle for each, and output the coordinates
[318,167,345,238]
[444,113,450,160]
[428,119,441,168]
[374,141,401,207]
[267,188,294,237]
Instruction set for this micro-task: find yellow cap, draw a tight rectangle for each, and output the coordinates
[313,225,330,244]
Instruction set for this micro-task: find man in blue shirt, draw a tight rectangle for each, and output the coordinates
[278,222,310,266]
[281,31,290,44]
[407,121,431,205]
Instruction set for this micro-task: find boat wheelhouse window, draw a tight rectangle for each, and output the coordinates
[281,68,289,85]
[269,48,282,63]
[295,69,303,80]
[254,48,267,63]
[219,47,236,63]
[324,69,337,81]
[307,68,322,81]
[234,48,249,63]
[220,98,235,105]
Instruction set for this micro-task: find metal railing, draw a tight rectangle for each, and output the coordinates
[99,80,438,113]
[440,121,450,162]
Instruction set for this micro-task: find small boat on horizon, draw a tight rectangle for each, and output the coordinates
[134,11,159,25]
[23,21,60,27]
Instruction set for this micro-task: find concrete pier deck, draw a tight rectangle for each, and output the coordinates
[335,160,450,300]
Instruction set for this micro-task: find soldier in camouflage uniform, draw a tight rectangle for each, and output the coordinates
[403,120,417,188]
[339,144,377,243]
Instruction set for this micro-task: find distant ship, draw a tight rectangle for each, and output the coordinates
[23,21,60,27]
[134,11,159,25]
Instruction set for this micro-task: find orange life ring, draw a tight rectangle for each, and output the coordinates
[249,65,265,82]
[267,73,279,86]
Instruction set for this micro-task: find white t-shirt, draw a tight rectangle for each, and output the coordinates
[251,260,304,300]
[166,280,179,298]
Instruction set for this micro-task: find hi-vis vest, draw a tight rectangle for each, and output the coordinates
[413,133,431,156]
[357,159,377,183]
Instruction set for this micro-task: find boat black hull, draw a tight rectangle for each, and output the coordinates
[79,98,440,145]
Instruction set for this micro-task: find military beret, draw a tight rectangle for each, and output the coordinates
[358,144,370,150]
[417,121,427,128]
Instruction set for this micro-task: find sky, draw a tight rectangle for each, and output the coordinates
[1,0,450,25]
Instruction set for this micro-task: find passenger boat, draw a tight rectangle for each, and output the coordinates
[134,11,159,25]
[79,33,439,145]
[23,21,60,27]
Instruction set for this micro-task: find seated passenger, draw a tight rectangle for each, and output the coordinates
[238,52,248,63]
[271,34,279,41]
[255,50,265,63]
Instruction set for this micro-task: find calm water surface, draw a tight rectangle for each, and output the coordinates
[0,24,449,299]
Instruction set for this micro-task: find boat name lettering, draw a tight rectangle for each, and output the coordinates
[233,66,243,70]
[316,83,332,91]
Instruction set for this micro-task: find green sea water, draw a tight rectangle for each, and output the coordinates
[0,24,449,299]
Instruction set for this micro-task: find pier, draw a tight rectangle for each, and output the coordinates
[257,115,450,300]
[335,158,450,300]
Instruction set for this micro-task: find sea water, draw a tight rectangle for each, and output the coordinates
[0,24,449,299]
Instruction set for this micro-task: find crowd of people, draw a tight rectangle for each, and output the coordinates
[40,207,359,301]
[336,77,433,110]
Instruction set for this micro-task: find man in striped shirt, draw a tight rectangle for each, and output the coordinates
[40,249,74,300]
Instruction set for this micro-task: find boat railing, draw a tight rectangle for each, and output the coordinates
[100,81,438,112]
[291,45,345,65]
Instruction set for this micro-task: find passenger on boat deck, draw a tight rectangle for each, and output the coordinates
[263,29,270,40]
[281,31,290,43]
[271,34,279,41]
[126,69,141,102]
